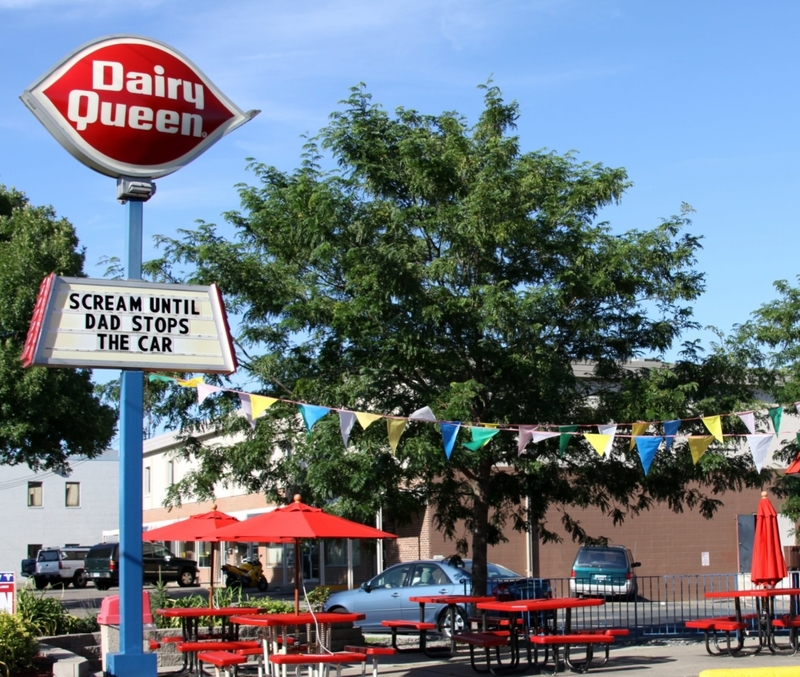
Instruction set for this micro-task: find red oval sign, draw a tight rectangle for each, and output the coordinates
[21,35,258,179]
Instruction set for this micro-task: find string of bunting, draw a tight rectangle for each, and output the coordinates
[149,375,800,477]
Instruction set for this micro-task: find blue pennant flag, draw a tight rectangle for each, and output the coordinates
[663,420,681,451]
[635,437,663,475]
[299,404,331,435]
[440,422,461,459]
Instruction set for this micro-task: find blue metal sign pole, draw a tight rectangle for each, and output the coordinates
[106,190,157,677]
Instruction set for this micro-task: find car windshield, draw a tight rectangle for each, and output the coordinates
[575,549,628,568]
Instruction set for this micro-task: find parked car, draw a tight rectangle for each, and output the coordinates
[323,558,551,636]
[20,557,37,579]
[569,545,640,599]
[32,546,91,589]
[84,541,198,590]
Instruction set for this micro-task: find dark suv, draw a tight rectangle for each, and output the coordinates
[84,542,198,590]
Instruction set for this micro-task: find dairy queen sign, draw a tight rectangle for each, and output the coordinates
[21,34,258,178]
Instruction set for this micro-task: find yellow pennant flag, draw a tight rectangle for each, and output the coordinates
[584,434,613,457]
[387,419,407,453]
[176,377,204,387]
[251,395,278,419]
[629,422,649,450]
[482,423,500,428]
[688,436,714,464]
[701,415,724,443]
[356,412,383,430]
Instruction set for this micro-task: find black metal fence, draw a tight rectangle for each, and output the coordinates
[506,574,800,640]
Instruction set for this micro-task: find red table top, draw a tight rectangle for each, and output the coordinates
[229,612,365,627]
[409,595,496,604]
[156,606,261,618]
[705,588,800,599]
[477,597,604,613]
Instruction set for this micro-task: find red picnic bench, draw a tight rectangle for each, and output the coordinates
[379,620,448,656]
[529,633,614,674]
[685,616,748,656]
[268,651,366,677]
[343,645,396,677]
[450,631,513,673]
[197,650,247,677]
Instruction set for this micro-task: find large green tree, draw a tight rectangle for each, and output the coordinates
[0,185,116,471]
[148,85,765,592]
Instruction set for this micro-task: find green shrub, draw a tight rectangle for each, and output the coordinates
[16,588,69,636]
[306,586,331,611]
[0,612,38,673]
[245,597,294,614]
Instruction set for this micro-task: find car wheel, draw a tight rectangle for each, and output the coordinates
[177,569,196,587]
[34,576,47,590]
[257,576,269,592]
[438,606,467,638]
[73,571,88,589]
[94,580,111,591]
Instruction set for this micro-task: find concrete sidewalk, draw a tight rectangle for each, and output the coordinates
[233,639,800,677]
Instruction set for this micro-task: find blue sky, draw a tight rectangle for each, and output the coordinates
[2,0,800,371]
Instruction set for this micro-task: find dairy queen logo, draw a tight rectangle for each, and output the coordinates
[21,35,259,179]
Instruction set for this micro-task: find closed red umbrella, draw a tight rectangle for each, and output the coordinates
[143,507,240,606]
[751,492,787,588]
[215,495,397,612]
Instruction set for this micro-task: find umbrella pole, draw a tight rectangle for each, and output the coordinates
[294,540,301,615]
[208,544,214,608]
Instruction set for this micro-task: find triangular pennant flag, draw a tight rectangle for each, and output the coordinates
[197,383,223,405]
[176,377,204,387]
[531,431,560,444]
[786,448,800,475]
[387,419,407,453]
[148,374,174,383]
[440,422,461,459]
[737,411,756,435]
[356,412,383,430]
[584,434,612,457]
[746,434,773,473]
[630,422,649,450]
[663,420,681,451]
[299,404,330,435]
[410,406,437,422]
[251,395,278,419]
[635,436,662,475]
[687,436,714,464]
[518,426,537,455]
[483,423,500,428]
[237,393,255,429]
[598,424,617,458]
[701,415,724,443]
[463,427,500,451]
[338,411,356,448]
[559,425,578,457]
[769,406,783,436]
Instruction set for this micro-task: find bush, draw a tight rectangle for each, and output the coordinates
[306,586,331,611]
[0,612,38,673]
[15,587,99,636]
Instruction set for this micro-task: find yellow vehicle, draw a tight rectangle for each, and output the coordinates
[222,555,268,591]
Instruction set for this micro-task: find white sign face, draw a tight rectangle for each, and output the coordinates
[0,572,14,614]
[23,275,237,374]
[701,551,710,567]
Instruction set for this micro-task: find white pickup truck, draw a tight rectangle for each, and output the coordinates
[33,546,90,589]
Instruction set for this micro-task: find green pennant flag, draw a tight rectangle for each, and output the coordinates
[148,374,174,383]
[769,406,783,436]
[559,425,578,457]
[462,427,500,451]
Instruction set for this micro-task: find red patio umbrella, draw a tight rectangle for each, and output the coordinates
[143,507,240,606]
[215,495,397,613]
[751,492,788,588]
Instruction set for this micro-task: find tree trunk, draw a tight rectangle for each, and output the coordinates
[470,468,491,596]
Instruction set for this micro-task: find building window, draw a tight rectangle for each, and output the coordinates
[65,482,80,507]
[167,461,174,486]
[144,466,151,495]
[324,539,360,567]
[28,482,42,507]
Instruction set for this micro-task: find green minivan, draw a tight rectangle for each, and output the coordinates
[569,545,640,599]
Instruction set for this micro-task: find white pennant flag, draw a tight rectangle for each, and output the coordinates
[737,411,756,435]
[746,434,773,473]
[410,406,437,422]
[236,393,256,429]
[598,424,617,458]
[517,426,538,455]
[339,411,356,448]
[197,383,223,405]
[531,431,560,444]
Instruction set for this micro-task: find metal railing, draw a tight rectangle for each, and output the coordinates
[501,573,800,640]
